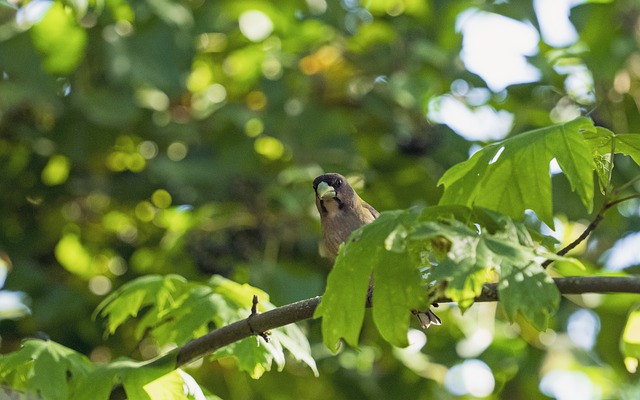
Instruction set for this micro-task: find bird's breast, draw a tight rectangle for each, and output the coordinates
[321,207,374,258]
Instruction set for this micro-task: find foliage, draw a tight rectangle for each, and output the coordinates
[2,0,640,399]
[95,274,318,378]
[439,117,596,226]
[317,117,640,349]
[0,274,316,399]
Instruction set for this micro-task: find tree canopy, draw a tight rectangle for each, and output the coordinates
[1,0,640,399]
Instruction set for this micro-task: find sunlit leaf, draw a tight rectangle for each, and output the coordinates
[418,206,562,322]
[144,369,207,400]
[95,274,317,378]
[0,339,94,400]
[75,356,177,400]
[211,337,273,379]
[94,274,190,335]
[316,210,428,349]
[439,117,597,226]
[498,263,560,330]
[621,306,640,373]
[615,134,640,166]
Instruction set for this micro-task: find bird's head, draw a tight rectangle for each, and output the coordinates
[313,173,358,214]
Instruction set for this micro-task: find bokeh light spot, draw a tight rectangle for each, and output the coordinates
[444,359,495,397]
[246,91,268,111]
[41,154,71,186]
[207,84,227,103]
[187,61,213,92]
[244,118,264,137]
[167,142,188,161]
[89,275,112,296]
[135,201,156,222]
[151,189,172,209]
[239,10,273,42]
[567,309,600,350]
[139,141,159,160]
[254,136,284,160]
[540,370,598,400]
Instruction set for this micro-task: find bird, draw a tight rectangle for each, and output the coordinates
[313,173,441,329]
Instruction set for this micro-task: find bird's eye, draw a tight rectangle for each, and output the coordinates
[336,179,342,187]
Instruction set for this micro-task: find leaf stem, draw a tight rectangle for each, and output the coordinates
[611,174,640,197]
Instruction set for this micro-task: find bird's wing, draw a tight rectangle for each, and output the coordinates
[362,202,380,219]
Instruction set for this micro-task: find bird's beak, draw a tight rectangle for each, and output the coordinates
[316,181,336,200]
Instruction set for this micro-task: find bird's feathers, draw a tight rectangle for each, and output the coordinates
[313,172,442,329]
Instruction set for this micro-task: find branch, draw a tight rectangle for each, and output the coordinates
[110,275,640,399]
[541,193,640,269]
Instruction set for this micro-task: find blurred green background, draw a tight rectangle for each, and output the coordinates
[1,0,640,398]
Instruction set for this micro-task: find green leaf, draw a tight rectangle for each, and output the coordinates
[145,286,229,345]
[314,238,375,350]
[212,337,273,379]
[372,248,427,347]
[210,275,271,313]
[315,210,426,350]
[615,134,640,166]
[417,219,488,311]
[94,274,189,336]
[271,326,319,377]
[415,207,563,325]
[621,306,640,373]
[0,339,94,400]
[584,127,615,193]
[581,129,640,193]
[96,274,318,378]
[430,257,487,311]
[498,263,560,330]
[75,355,178,400]
[438,117,596,226]
[143,370,206,400]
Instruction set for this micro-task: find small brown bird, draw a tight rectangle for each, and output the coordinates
[313,173,441,328]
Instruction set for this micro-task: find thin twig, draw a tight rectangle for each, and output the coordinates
[611,175,640,197]
[541,192,640,269]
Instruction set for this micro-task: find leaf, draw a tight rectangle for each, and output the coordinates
[142,370,192,400]
[75,355,178,400]
[145,286,229,345]
[438,117,597,226]
[0,339,94,400]
[430,257,487,311]
[417,219,488,311]
[315,210,426,350]
[621,306,640,373]
[415,207,563,325]
[584,127,615,193]
[615,134,640,166]
[96,274,318,378]
[498,263,560,330]
[143,369,207,400]
[372,248,428,347]
[210,275,271,313]
[94,274,190,336]
[211,337,273,379]
[271,326,319,377]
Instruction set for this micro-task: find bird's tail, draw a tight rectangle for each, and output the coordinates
[412,308,442,329]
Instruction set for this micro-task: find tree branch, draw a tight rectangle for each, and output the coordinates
[110,275,640,399]
[541,193,640,269]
